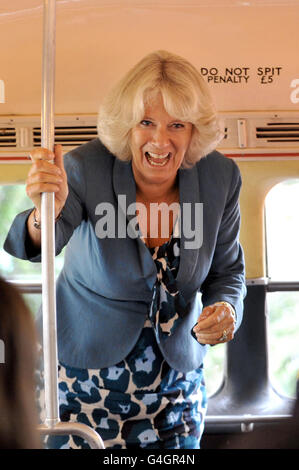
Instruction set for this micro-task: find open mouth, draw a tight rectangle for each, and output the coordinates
[145,151,171,167]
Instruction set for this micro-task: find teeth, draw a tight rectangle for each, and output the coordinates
[147,151,169,159]
[148,159,168,166]
[145,151,170,167]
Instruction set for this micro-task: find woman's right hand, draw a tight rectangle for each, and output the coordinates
[26,144,69,220]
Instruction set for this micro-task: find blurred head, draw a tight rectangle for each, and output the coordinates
[0,276,40,449]
[98,50,223,168]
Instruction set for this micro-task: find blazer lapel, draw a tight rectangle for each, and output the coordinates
[112,157,136,222]
[112,157,152,240]
[176,164,201,293]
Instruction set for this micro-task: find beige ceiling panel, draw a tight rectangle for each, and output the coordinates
[0,0,298,115]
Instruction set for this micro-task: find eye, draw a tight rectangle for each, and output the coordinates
[140,119,153,127]
[171,122,185,129]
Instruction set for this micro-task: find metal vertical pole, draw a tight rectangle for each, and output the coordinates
[41,0,59,428]
[39,0,104,447]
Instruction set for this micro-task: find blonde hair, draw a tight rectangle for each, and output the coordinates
[97,50,223,168]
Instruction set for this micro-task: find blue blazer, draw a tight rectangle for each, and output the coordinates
[4,139,246,372]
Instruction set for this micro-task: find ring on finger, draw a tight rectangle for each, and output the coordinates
[219,329,228,342]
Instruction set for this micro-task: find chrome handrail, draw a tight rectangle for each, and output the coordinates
[205,414,291,424]
[9,279,299,293]
[38,422,105,449]
[7,280,43,293]
[8,279,299,294]
[35,0,104,450]
[205,414,292,432]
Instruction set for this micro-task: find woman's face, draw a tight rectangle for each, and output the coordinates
[130,94,193,189]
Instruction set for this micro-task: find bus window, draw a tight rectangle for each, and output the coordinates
[0,184,65,315]
[1,184,40,279]
[267,291,299,398]
[266,180,299,282]
[203,343,225,398]
[265,180,299,398]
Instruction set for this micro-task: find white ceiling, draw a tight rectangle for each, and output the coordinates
[0,0,298,114]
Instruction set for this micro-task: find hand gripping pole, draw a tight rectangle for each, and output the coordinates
[38,0,104,449]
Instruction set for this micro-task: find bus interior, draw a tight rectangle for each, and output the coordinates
[0,0,299,450]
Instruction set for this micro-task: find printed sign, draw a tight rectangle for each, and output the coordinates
[201,66,282,84]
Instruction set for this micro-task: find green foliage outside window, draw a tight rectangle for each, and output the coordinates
[267,292,299,398]
[0,185,41,279]
[0,184,64,282]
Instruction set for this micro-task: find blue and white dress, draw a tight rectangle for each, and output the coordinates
[40,230,207,449]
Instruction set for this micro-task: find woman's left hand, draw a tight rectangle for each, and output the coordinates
[192,302,236,345]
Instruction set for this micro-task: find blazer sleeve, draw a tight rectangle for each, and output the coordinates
[3,152,86,262]
[200,159,246,331]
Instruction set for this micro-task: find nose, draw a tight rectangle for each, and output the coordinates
[152,125,170,149]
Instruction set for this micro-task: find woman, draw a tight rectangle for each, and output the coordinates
[0,276,40,449]
[4,50,246,449]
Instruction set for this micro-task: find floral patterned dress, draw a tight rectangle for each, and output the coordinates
[40,231,207,449]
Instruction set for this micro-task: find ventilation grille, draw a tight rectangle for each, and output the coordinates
[33,126,98,146]
[1,114,299,157]
[256,123,299,143]
[0,127,17,147]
